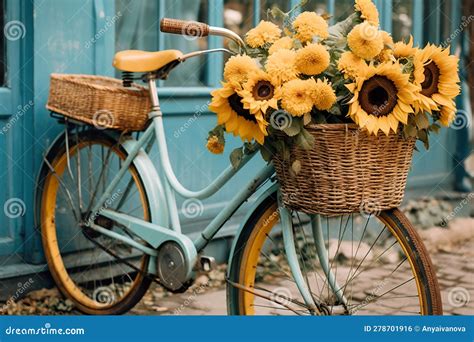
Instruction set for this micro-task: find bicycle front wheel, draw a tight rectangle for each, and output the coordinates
[227,193,442,315]
[38,129,152,314]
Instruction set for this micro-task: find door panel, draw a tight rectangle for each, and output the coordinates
[0,0,25,257]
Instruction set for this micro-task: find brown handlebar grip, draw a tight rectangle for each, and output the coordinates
[160,18,210,37]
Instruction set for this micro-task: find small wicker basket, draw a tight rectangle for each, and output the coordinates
[46,74,151,131]
[273,124,416,216]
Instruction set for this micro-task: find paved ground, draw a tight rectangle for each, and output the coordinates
[129,218,474,316]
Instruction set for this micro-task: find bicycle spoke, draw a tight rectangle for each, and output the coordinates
[43,157,80,222]
[342,225,387,300]
[86,142,116,214]
[75,130,83,212]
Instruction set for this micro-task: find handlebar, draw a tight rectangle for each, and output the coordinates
[160,18,210,37]
[160,18,245,48]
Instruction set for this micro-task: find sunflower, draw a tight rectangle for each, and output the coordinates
[295,43,330,76]
[292,11,329,44]
[354,0,380,26]
[269,36,294,54]
[408,49,439,114]
[387,37,436,113]
[377,48,395,63]
[239,69,282,115]
[416,44,460,125]
[337,51,369,79]
[224,55,260,86]
[265,49,299,83]
[245,20,281,48]
[281,79,316,116]
[346,62,419,135]
[206,136,224,154]
[347,22,384,60]
[209,82,268,144]
[376,31,395,62]
[393,36,416,58]
[311,78,337,111]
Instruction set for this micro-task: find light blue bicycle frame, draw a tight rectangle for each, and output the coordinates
[85,77,346,312]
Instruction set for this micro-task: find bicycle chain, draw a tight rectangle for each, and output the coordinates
[82,231,163,285]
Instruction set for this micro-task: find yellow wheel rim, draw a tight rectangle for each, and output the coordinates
[41,140,149,311]
[237,206,428,315]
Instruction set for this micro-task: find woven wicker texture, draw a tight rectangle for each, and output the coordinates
[273,124,416,216]
[46,74,150,131]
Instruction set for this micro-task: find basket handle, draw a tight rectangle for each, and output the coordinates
[160,18,210,38]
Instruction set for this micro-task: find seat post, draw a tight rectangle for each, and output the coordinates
[147,76,161,113]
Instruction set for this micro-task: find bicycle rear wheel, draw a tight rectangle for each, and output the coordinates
[38,129,152,314]
[227,193,442,315]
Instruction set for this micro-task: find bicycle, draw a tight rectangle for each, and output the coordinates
[36,18,442,315]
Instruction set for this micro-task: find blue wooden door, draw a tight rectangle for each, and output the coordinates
[0,1,32,261]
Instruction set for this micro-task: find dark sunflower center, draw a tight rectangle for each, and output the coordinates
[253,80,274,101]
[359,76,398,117]
[420,61,440,97]
[228,93,257,123]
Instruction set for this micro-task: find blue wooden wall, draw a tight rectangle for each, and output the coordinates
[0,0,469,277]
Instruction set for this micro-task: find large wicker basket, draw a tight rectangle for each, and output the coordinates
[46,74,151,131]
[273,124,416,216]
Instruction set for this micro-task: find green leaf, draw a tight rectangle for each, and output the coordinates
[260,145,273,162]
[269,6,286,21]
[303,113,312,125]
[313,111,327,124]
[230,148,244,170]
[283,118,302,137]
[244,142,259,154]
[415,112,430,130]
[403,124,417,138]
[328,105,342,116]
[297,128,315,150]
[274,140,291,161]
[430,123,441,134]
[328,13,358,39]
[291,160,302,175]
[417,129,429,150]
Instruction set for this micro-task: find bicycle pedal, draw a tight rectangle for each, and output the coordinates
[198,256,216,272]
